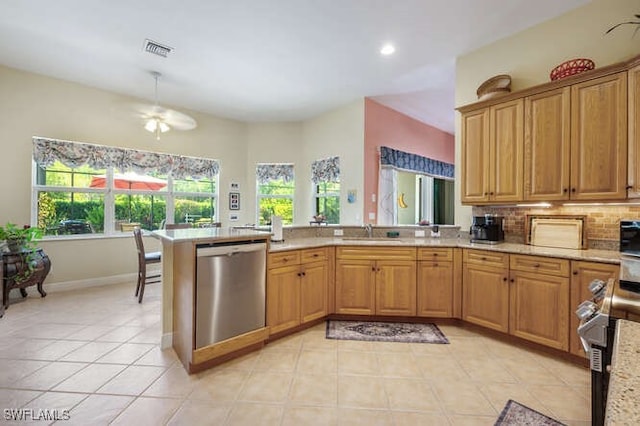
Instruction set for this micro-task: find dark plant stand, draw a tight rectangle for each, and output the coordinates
[2,248,51,310]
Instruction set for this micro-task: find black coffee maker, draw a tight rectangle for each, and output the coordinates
[470,215,505,243]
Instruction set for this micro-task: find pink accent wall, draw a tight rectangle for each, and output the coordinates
[364,98,454,223]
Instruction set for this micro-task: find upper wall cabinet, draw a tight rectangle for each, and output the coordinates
[570,72,627,200]
[461,99,523,204]
[628,64,640,198]
[459,56,637,205]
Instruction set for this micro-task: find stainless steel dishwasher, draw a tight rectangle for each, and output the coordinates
[195,240,266,349]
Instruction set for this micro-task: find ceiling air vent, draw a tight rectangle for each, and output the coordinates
[143,39,173,58]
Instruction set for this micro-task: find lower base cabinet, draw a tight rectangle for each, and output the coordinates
[463,262,510,332]
[417,248,454,317]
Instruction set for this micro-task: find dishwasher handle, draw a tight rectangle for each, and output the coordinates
[197,242,266,257]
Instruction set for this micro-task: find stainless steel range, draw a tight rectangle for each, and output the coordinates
[576,257,640,426]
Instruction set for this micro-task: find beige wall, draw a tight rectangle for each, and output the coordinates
[0,65,249,284]
[302,100,365,225]
[454,0,640,229]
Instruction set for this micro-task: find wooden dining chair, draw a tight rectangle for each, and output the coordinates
[165,223,192,230]
[133,227,161,303]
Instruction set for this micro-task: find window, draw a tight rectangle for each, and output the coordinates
[312,156,340,224]
[256,164,294,226]
[32,137,219,236]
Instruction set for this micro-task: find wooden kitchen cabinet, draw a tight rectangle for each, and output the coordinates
[335,246,416,316]
[569,261,619,357]
[462,250,510,332]
[460,99,523,204]
[524,87,571,201]
[509,255,570,350]
[570,72,627,200]
[417,248,454,317]
[628,63,640,197]
[267,247,330,335]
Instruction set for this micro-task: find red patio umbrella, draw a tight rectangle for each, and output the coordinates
[89,173,167,190]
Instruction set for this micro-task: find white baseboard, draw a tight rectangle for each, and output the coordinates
[44,273,138,293]
[161,332,173,349]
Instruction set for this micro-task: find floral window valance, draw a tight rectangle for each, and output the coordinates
[380,146,454,179]
[256,163,294,184]
[32,137,220,179]
[311,156,340,184]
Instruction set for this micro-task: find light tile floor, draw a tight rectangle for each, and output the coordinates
[0,282,591,425]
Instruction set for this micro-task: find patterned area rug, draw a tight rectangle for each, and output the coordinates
[325,320,449,344]
[495,400,565,425]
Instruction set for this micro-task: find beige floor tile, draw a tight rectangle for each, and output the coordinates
[527,384,591,422]
[254,348,299,372]
[133,346,179,367]
[282,405,338,426]
[10,323,85,340]
[432,381,496,416]
[289,373,337,405]
[59,341,121,363]
[338,375,388,409]
[376,352,421,378]
[238,371,293,402]
[447,414,497,425]
[371,341,413,353]
[301,330,338,350]
[127,327,161,344]
[0,389,42,410]
[457,355,518,383]
[15,362,88,391]
[142,365,201,398]
[263,333,303,351]
[384,378,442,412]
[111,396,181,425]
[337,408,393,425]
[338,351,379,375]
[226,402,283,426]
[297,349,337,374]
[97,365,166,396]
[23,391,87,413]
[501,357,566,386]
[167,400,230,426]
[336,339,375,352]
[446,336,493,358]
[188,369,249,402]
[64,394,134,426]
[437,325,481,338]
[408,341,452,356]
[482,337,539,360]
[96,342,154,364]
[392,410,451,426]
[63,325,116,341]
[0,359,50,386]
[96,326,146,342]
[0,339,54,359]
[215,350,260,372]
[479,383,553,418]
[414,355,469,382]
[27,340,88,361]
[53,363,126,393]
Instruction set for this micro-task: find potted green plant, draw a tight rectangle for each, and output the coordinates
[0,223,42,253]
[606,13,640,36]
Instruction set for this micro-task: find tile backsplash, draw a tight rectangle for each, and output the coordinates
[473,205,640,250]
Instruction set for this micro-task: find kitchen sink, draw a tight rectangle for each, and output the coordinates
[341,237,405,243]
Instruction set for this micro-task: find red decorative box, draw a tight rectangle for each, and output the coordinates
[550,58,595,81]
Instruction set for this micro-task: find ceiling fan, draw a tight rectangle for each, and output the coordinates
[136,71,197,140]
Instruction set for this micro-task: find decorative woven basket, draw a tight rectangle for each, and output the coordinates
[550,58,595,81]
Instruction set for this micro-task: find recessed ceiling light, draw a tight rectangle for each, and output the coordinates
[380,43,395,56]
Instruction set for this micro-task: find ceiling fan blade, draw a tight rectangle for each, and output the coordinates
[161,108,198,130]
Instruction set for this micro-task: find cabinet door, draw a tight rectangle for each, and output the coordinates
[300,261,328,323]
[569,261,619,357]
[335,259,375,315]
[462,264,509,332]
[570,72,628,200]
[266,265,301,335]
[524,88,571,200]
[461,109,490,203]
[509,271,569,350]
[375,260,417,316]
[490,99,524,202]
[417,261,453,318]
[629,65,640,197]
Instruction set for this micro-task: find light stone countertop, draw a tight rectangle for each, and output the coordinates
[152,228,271,243]
[606,319,640,425]
[268,237,622,264]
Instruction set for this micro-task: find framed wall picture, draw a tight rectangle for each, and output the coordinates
[229,192,240,210]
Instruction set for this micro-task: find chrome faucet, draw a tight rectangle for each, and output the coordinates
[364,223,373,238]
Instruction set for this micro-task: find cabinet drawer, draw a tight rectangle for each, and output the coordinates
[336,246,416,261]
[268,250,301,269]
[510,254,569,276]
[417,247,453,262]
[300,247,329,263]
[463,249,509,269]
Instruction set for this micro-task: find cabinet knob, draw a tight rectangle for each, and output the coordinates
[434,263,438,267]
[433,253,438,257]
[297,272,302,277]
[571,188,576,193]
[302,272,306,277]
[533,263,540,268]
[626,185,633,190]
[377,268,381,272]
[503,277,507,282]
[563,188,568,193]
[481,257,487,261]
[510,278,514,283]
[372,267,376,271]
[484,192,488,196]
[313,253,319,257]
[283,258,288,262]
[573,271,578,275]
